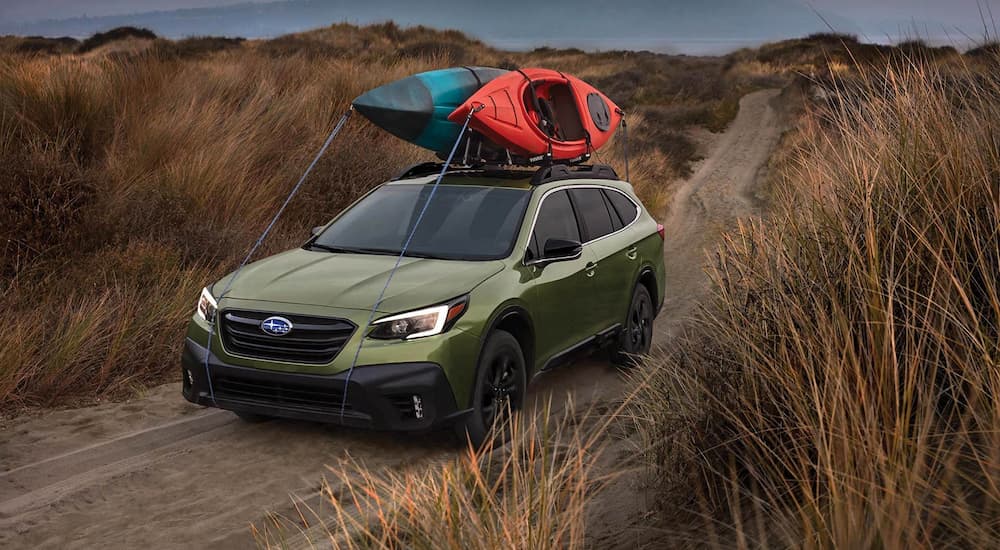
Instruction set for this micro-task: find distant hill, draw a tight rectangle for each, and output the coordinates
[0,0,859,54]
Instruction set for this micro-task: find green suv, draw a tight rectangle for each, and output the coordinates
[181,163,664,444]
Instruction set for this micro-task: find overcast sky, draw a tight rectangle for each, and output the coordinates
[2,0,997,26]
[3,0,998,54]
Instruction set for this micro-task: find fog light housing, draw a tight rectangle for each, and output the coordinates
[412,395,424,419]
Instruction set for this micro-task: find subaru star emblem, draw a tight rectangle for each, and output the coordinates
[260,316,293,336]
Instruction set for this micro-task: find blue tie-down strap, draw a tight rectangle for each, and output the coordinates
[201,107,354,405]
[338,105,485,419]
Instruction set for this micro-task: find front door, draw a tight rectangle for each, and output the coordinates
[524,189,596,367]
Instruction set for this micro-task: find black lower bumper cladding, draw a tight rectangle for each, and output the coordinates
[181,338,467,431]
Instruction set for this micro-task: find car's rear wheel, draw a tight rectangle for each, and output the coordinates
[612,284,654,366]
[456,330,526,448]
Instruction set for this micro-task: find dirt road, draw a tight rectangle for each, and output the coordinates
[0,89,786,549]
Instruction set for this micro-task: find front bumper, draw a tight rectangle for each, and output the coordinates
[181,338,469,431]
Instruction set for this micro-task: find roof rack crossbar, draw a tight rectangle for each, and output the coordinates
[529,163,619,186]
[392,162,620,186]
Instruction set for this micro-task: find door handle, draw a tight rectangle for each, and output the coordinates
[585,261,597,277]
[626,247,638,260]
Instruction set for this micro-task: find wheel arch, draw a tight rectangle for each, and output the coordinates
[636,265,659,317]
[478,305,535,396]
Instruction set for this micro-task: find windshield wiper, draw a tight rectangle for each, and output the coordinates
[307,243,400,256]
[307,243,355,254]
[402,250,450,260]
[309,242,453,259]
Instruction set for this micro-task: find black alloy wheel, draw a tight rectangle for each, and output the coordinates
[613,284,654,366]
[457,330,526,448]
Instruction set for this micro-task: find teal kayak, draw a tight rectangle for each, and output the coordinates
[352,66,508,155]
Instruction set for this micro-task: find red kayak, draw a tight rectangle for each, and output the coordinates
[448,68,622,162]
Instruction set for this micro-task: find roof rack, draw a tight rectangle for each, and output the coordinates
[529,163,619,186]
[391,162,620,186]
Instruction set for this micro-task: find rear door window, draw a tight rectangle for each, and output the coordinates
[529,190,581,260]
[569,188,615,241]
[604,189,639,226]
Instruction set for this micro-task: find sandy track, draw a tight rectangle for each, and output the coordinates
[586,88,786,549]
[0,89,785,549]
[657,88,783,334]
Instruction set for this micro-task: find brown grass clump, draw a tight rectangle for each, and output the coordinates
[253,402,602,549]
[0,43,428,408]
[634,59,1000,547]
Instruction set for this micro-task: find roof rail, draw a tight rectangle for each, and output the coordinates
[391,162,620,185]
[529,163,619,186]
[392,162,447,181]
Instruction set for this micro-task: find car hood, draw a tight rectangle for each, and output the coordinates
[215,248,504,314]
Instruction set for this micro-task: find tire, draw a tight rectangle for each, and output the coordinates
[612,284,654,367]
[455,330,527,448]
[234,411,271,423]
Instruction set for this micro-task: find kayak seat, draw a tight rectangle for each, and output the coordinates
[536,97,561,139]
[548,84,586,142]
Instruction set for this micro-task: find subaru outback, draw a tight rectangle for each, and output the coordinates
[181,163,665,445]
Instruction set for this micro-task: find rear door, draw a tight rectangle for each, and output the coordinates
[568,187,638,332]
[525,189,598,366]
[600,187,645,319]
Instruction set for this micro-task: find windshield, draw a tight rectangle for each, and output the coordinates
[311,184,531,261]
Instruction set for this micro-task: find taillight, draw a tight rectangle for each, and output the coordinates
[656,223,665,240]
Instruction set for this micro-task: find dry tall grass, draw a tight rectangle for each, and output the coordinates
[635,58,1000,547]
[253,402,604,549]
[0,44,429,408]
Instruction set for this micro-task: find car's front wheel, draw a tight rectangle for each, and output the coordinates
[456,330,526,448]
[612,284,654,366]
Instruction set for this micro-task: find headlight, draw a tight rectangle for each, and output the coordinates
[196,287,218,323]
[368,297,468,340]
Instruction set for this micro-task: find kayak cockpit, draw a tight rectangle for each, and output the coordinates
[528,81,587,142]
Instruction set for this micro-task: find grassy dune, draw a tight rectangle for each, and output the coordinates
[634,55,1000,547]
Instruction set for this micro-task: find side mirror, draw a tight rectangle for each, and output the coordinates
[539,238,582,264]
[311,225,325,237]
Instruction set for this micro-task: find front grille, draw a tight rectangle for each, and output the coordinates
[220,309,355,364]
[214,376,352,412]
